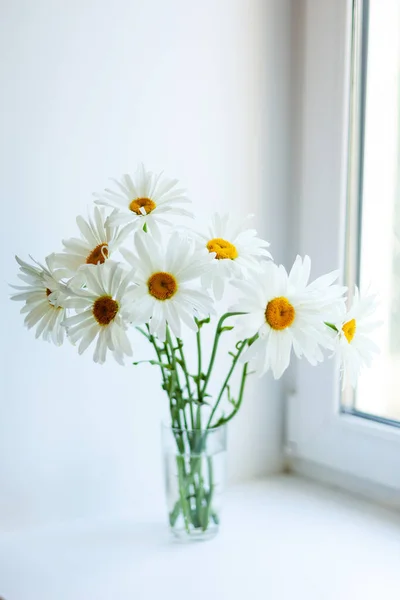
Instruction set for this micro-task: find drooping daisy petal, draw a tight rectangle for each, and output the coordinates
[233,256,346,379]
[10,255,68,346]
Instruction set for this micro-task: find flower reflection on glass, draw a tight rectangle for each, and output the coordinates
[332,288,380,388]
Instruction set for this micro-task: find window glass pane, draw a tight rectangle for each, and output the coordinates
[346,0,400,422]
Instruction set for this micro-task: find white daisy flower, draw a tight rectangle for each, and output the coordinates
[10,256,67,346]
[93,164,193,237]
[231,256,346,379]
[333,288,380,388]
[62,261,135,365]
[197,213,271,300]
[121,231,215,342]
[48,206,134,278]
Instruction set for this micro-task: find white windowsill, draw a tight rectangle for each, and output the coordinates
[1,474,400,600]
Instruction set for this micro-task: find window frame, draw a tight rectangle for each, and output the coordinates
[286,0,400,501]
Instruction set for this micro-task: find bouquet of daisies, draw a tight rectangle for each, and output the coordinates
[11,164,379,536]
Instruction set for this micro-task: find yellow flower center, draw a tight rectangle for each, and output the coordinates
[92,295,119,326]
[265,297,296,330]
[206,238,238,260]
[342,318,356,343]
[129,197,156,215]
[86,243,109,265]
[148,272,178,301]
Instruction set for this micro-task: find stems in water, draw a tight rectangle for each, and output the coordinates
[135,313,252,534]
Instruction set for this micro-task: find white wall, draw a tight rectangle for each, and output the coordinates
[0,0,291,530]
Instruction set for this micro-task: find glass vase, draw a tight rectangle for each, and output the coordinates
[161,423,227,542]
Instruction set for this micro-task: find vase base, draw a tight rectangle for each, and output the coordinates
[170,525,219,543]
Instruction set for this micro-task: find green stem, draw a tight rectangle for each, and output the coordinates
[196,324,202,403]
[137,325,168,388]
[201,312,246,398]
[176,339,196,430]
[176,455,191,533]
[195,405,202,431]
[195,323,203,431]
[210,362,249,428]
[189,398,196,432]
[202,456,214,530]
[206,340,247,430]
[148,327,180,432]
[166,327,189,431]
[135,325,151,340]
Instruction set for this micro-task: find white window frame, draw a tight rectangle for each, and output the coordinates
[286,0,400,504]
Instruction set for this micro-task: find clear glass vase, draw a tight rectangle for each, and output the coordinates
[161,423,227,541]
